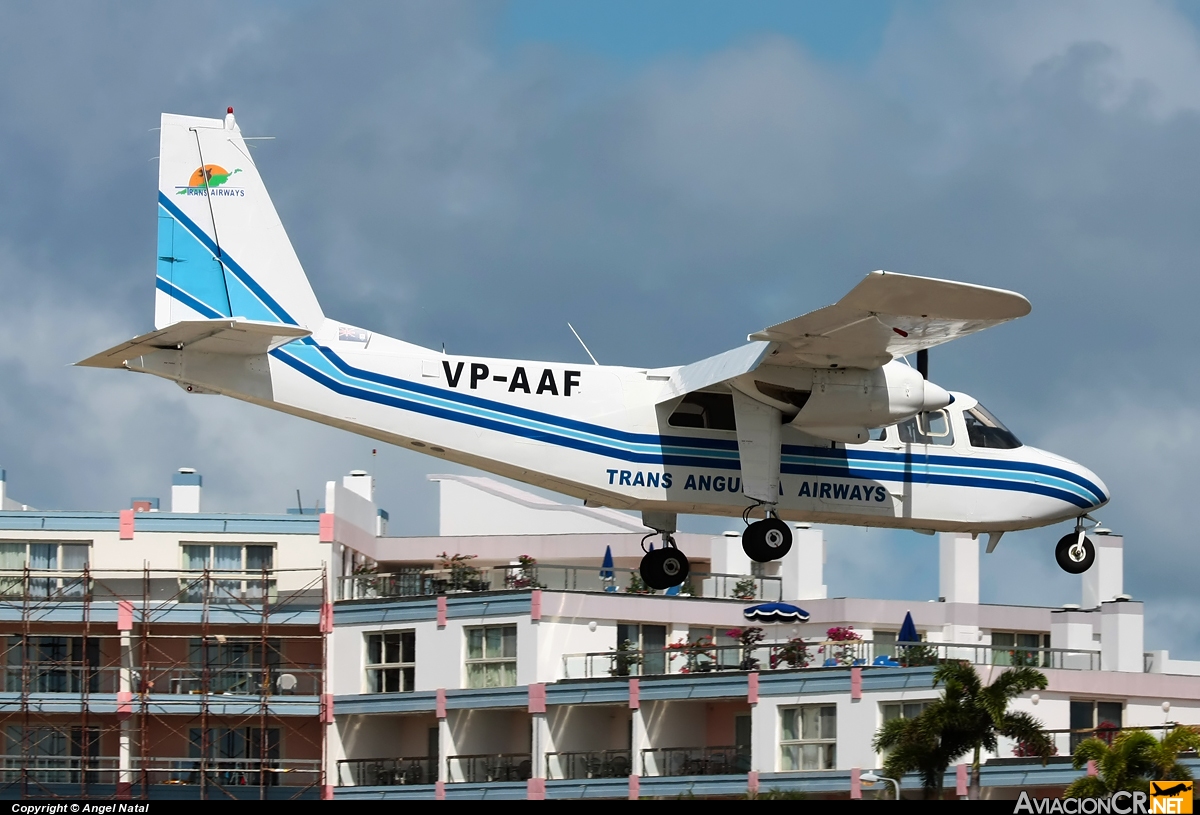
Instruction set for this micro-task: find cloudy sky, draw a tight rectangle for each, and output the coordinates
[1,1,1198,653]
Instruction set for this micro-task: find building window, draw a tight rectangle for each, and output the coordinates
[881,701,931,724]
[180,544,275,603]
[366,631,416,693]
[184,637,281,695]
[617,623,667,675]
[875,631,898,658]
[0,542,90,598]
[4,636,99,694]
[1070,700,1123,753]
[465,625,517,688]
[3,726,98,783]
[991,632,1050,667]
[780,706,836,771]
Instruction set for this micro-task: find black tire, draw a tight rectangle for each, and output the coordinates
[742,518,793,562]
[639,547,690,590]
[1055,533,1095,574]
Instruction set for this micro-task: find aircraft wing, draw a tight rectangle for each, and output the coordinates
[77,319,311,368]
[748,271,1031,370]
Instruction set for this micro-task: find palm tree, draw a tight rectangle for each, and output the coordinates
[872,662,1053,799]
[1066,726,1200,798]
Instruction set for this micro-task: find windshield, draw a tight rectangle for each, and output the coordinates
[963,403,1022,449]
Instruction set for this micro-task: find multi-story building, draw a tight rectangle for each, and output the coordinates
[1,465,1197,800]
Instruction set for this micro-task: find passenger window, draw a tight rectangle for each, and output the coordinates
[667,392,737,431]
[868,427,888,441]
[897,411,955,446]
[962,404,1022,449]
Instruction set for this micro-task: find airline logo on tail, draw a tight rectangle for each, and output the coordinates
[176,165,244,197]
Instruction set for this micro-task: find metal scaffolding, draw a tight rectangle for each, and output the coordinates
[0,564,328,800]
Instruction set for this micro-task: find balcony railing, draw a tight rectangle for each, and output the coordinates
[545,749,632,780]
[0,756,322,787]
[0,567,323,607]
[338,757,438,786]
[446,753,532,783]
[563,639,1104,679]
[641,746,751,777]
[1,665,322,696]
[337,564,782,602]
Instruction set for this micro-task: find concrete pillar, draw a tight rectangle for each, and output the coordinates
[531,713,550,779]
[630,706,648,777]
[438,717,451,783]
[118,629,133,787]
[1050,607,1100,670]
[1083,532,1124,608]
[1100,599,1144,673]
[170,468,202,513]
[939,533,979,605]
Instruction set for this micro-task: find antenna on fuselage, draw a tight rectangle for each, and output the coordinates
[567,323,600,366]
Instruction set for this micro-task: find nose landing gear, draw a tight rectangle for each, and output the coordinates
[1055,517,1097,574]
[741,505,793,563]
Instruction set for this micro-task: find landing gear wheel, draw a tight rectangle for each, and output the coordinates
[1055,533,1095,574]
[640,547,690,590]
[742,517,793,563]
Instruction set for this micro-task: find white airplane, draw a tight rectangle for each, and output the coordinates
[81,110,1109,589]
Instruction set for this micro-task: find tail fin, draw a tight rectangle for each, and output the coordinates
[155,110,324,330]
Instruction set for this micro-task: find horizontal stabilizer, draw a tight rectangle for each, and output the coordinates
[76,319,311,369]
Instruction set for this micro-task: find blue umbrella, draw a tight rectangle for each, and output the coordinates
[898,610,920,643]
[600,545,614,579]
[743,602,810,624]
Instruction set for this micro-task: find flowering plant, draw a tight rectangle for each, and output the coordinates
[730,575,758,600]
[667,635,716,673]
[725,627,765,671]
[436,552,485,591]
[771,637,811,669]
[819,626,862,666]
[506,554,544,589]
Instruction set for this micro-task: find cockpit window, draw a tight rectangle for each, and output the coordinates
[897,410,955,446]
[963,404,1022,449]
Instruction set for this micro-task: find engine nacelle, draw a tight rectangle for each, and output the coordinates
[736,361,950,443]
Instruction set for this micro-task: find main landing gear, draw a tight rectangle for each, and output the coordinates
[639,531,690,590]
[742,506,793,563]
[1055,517,1096,575]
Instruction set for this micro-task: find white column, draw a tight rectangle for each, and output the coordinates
[783,525,827,600]
[630,705,649,776]
[1083,532,1124,608]
[939,533,979,604]
[170,468,202,512]
[1050,608,1100,670]
[439,717,452,783]
[119,630,133,786]
[1100,599,1144,673]
[531,713,550,779]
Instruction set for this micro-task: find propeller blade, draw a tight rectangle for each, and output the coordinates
[917,348,929,379]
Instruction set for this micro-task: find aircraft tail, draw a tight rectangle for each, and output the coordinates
[154,110,325,331]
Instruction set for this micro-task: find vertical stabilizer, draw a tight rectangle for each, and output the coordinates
[155,110,324,330]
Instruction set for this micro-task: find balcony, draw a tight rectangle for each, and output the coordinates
[545,750,632,780]
[337,564,781,602]
[338,757,438,786]
[563,639,1104,679]
[641,746,750,777]
[446,753,532,783]
[0,756,322,788]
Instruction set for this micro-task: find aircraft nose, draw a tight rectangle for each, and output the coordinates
[1071,460,1109,509]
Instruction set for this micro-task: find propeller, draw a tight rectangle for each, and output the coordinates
[916,348,929,380]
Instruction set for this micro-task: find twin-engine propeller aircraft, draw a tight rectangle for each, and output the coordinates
[81,110,1109,589]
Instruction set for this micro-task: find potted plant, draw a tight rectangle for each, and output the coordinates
[725,627,766,671]
[819,625,863,666]
[506,554,544,589]
[436,552,486,592]
[730,576,758,601]
[609,638,643,677]
[772,637,810,669]
[667,635,716,673]
[626,571,654,594]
